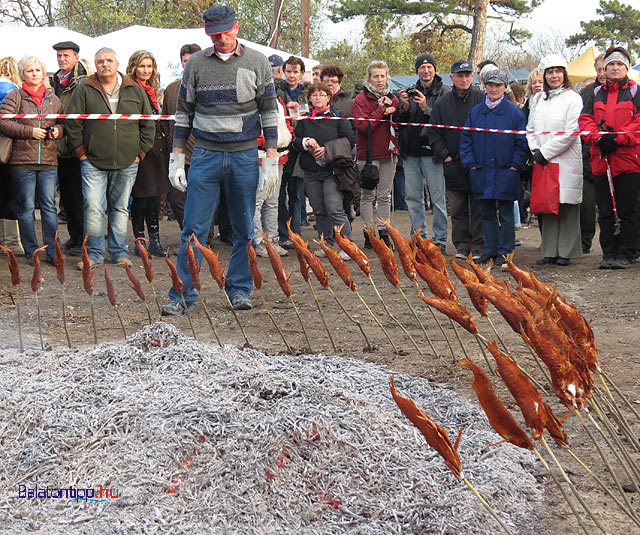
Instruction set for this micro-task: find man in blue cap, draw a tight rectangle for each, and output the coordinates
[429,60,484,261]
[162,5,278,314]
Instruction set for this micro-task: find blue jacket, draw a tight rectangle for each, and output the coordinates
[460,97,528,201]
[0,80,17,104]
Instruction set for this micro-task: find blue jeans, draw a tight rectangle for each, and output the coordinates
[169,147,259,306]
[479,199,515,256]
[11,167,58,259]
[80,159,139,262]
[403,155,448,244]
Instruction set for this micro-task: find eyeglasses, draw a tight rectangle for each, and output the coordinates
[310,93,328,98]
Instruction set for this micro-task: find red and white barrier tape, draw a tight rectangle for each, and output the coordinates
[0,112,621,136]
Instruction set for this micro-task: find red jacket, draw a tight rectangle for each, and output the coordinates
[579,77,640,177]
[352,88,399,161]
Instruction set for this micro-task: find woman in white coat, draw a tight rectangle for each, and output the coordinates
[526,54,583,265]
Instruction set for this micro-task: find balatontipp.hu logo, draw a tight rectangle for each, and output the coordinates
[18,484,120,503]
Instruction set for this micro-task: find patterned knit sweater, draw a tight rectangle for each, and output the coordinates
[173,44,278,152]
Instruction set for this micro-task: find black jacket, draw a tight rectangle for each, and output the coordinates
[428,87,483,191]
[396,74,450,158]
[293,107,355,172]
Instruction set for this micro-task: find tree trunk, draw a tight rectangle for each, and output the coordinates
[269,0,283,48]
[468,0,489,69]
[301,0,310,57]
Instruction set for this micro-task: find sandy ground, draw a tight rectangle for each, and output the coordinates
[1,208,639,534]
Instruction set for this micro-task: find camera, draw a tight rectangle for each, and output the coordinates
[44,126,55,139]
[405,84,418,96]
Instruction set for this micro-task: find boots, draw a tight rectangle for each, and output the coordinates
[363,229,372,249]
[378,228,392,249]
[1,219,25,255]
[131,201,146,257]
[146,203,166,258]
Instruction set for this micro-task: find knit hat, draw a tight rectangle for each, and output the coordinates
[415,54,437,72]
[604,49,631,69]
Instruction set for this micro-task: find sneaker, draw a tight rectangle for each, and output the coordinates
[598,258,614,269]
[338,250,351,261]
[471,251,483,261]
[438,244,446,255]
[514,239,522,247]
[556,257,571,266]
[455,250,470,260]
[476,254,494,265]
[76,258,103,271]
[279,239,295,250]
[271,241,288,256]
[315,248,326,258]
[161,299,193,316]
[231,293,252,310]
[255,242,268,258]
[115,256,133,268]
[494,255,507,268]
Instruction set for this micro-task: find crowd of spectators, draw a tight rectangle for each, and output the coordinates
[1,4,639,314]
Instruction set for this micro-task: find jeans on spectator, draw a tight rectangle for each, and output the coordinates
[392,162,408,211]
[11,166,58,259]
[479,199,515,256]
[254,164,282,244]
[58,157,84,244]
[580,176,596,253]
[358,156,396,231]
[81,159,138,262]
[278,174,304,241]
[304,169,351,244]
[169,147,259,306]
[1,163,18,219]
[403,155,448,244]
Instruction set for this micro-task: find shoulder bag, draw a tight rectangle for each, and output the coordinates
[0,90,21,164]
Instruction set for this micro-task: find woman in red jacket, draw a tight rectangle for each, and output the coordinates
[351,60,399,248]
[579,46,640,269]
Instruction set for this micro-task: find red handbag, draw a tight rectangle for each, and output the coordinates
[530,162,560,215]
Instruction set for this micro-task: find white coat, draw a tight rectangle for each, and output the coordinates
[526,88,583,204]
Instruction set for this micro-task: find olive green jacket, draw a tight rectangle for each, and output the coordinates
[65,73,154,170]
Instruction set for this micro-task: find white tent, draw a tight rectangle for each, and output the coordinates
[0,25,318,86]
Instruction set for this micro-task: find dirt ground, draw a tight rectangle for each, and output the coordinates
[1,208,639,535]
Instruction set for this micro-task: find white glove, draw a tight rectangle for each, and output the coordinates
[168,152,187,192]
[259,157,279,199]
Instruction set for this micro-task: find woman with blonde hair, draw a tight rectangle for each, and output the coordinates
[0,56,63,264]
[126,50,170,256]
[351,60,399,248]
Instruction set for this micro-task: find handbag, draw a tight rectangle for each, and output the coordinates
[358,122,379,190]
[0,89,21,165]
[530,162,560,215]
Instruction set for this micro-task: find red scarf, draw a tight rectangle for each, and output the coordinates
[136,79,158,112]
[311,105,331,118]
[22,83,46,109]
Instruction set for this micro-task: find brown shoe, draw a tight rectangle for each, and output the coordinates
[115,256,133,268]
[76,258,103,271]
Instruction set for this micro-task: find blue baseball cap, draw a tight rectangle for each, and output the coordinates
[203,5,236,35]
[268,54,284,68]
[451,60,472,73]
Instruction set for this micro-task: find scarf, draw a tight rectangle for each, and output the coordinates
[545,85,565,99]
[136,79,158,112]
[362,79,390,99]
[22,82,46,109]
[311,105,331,118]
[284,83,302,102]
[57,70,72,87]
[485,93,504,110]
